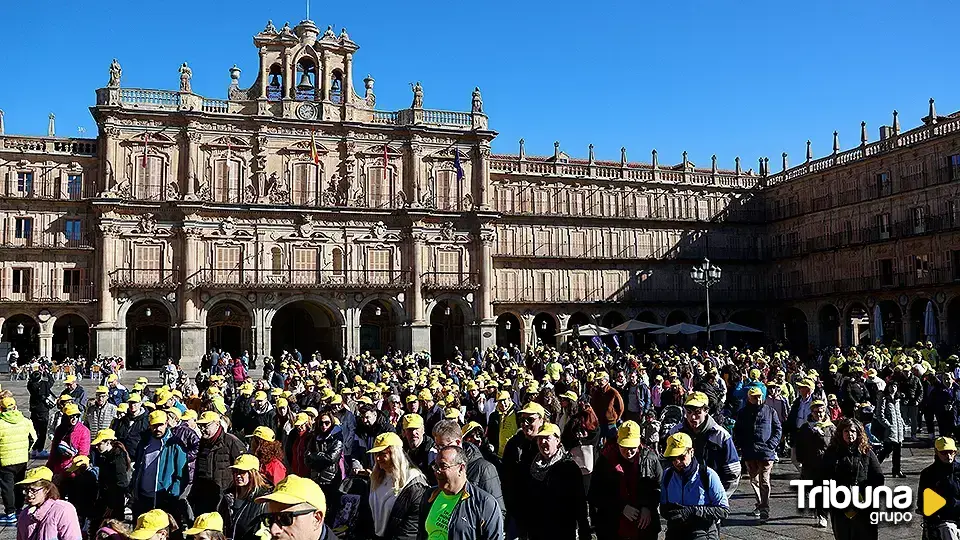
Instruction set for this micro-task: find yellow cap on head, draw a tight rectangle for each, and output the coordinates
[293,412,310,427]
[519,402,546,417]
[684,392,709,408]
[67,455,90,472]
[255,475,326,514]
[367,432,404,453]
[65,375,77,384]
[184,512,224,536]
[535,422,561,438]
[230,454,261,471]
[149,410,168,426]
[63,403,81,417]
[402,414,424,430]
[0,396,15,409]
[197,411,220,425]
[127,509,170,540]
[96,386,109,394]
[181,409,198,421]
[663,432,694,458]
[17,466,53,485]
[617,421,642,448]
[92,428,117,446]
[936,437,958,452]
[250,426,276,442]
[462,421,482,436]
[747,387,763,397]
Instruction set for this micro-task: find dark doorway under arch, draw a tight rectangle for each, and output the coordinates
[431,301,467,362]
[52,314,89,361]
[207,301,252,359]
[360,300,396,358]
[127,301,171,368]
[496,313,522,348]
[3,315,39,360]
[272,301,341,361]
[533,313,557,346]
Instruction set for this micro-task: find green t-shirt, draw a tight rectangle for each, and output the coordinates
[426,490,461,540]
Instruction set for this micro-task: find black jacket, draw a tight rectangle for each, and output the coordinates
[306,426,344,485]
[383,477,429,540]
[404,435,436,484]
[463,441,504,515]
[525,454,590,540]
[500,432,537,519]
[113,412,150,456]
[193,428,245,504]
[27,375,54,414]
[918,458,960,524]
[96,446,131,499]
[222,486,270,540]
[818,444,883,492]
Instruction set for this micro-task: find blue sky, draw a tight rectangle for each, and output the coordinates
[1,1,954,169]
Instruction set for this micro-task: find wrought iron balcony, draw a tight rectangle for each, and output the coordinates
[421,272,481,291]
[0,284,96,303]
[109,268,180,289]
[187,268,410,290]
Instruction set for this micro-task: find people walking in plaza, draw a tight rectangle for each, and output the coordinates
[130,410,189,521]
[590,420,662,540]
[14,466,81,540]
[113,393,150,456]
[26,371,53,457]
[431,419,504,513]
[0,397,36,525]
[793,399,836,528]
[660,432,729,540]
[84,386,117,435]
[590,371,625,441]
[522,422,589,540]
[419,445,503,540]
[90,428,130,524]
[819,418,883,540]
[734,386,782,521]
[191,411,245,516]
[250,426,287,486]
[400,413,435,484]
[305,410,344,521]
[47,403,89,480]
[486,391,518,458]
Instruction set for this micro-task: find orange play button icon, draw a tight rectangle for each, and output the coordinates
[924,488,947,516]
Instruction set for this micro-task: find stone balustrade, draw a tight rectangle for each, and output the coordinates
[0,135,97,156]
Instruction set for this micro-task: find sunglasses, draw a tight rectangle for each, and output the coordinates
[265,508,316,527]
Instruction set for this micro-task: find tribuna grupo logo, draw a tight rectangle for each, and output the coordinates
[791,480,916,525]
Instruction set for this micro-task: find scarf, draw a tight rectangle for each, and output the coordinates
[530,447,566,481]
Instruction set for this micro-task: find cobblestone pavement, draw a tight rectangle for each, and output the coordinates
[0,372,933,539]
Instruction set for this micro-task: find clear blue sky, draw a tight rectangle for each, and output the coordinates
[1,1,955,169]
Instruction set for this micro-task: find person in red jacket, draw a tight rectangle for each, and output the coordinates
[590,371,625,442]
[249,426,287,486]
[47,403,90,482]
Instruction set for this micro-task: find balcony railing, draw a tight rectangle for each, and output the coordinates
[0,135,97,157]
[188,268,411,289]
[768,269,960,301]
[421,272,481,290]
[493,286,765,305]
[2,178,93,200]
[0,284,95,303]
[0,235,93,250]
[109,268,180,289]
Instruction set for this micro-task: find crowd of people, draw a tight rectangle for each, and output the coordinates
[0,339,957,540]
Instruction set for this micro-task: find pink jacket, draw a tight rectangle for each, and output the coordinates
[47,423,91,475]
[17,499,81,540]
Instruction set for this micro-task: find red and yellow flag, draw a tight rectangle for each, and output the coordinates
[310,132,320,165]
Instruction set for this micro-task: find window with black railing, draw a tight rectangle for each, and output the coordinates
[950,155,960,181]
[67,174,82,199]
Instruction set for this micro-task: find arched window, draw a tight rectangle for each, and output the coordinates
[330,70,343,104]
[271,247,283,275]
[213,159,241,203]
[291,163,319,206]
[267,63,283,101]
[332,248,344,275]
[295,59,316,100]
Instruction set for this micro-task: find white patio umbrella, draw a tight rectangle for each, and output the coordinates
[650,323,707,335]
[707,321,763,333]
[554,324,612,338]
[924,301,938,340]
[611,320,664,333]
[872,304,883,343]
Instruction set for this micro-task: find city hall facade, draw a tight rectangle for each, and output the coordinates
[1,19,959,369]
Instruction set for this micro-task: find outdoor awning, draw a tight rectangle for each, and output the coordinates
[707,321,763,333]
[650,323,707,335]
[611,320,665,333]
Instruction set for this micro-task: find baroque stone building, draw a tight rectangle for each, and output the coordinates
[0,19,957,369]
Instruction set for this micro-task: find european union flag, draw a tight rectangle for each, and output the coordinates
[454,148,465,181]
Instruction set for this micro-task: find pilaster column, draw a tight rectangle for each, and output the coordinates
[182,228,201,323]
[343,53,353,101]
[39,332,53,359]
[184,130,201,198]
[410,233,426,322]
[479,229,495,320]
[98,227,119,324]
[102,125,120,190]
[477,145,491,210]
[408,140,423,207]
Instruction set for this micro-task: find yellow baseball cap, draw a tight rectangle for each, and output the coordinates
[1,397,15,409]
[127,509,170,540]
[404,394,418,404]
[116,403,129,414]
[536,422,561,438]
[181,409,198,421]
[96,386,109,394]
[519,402,546,417]
[184,512,224,536]
[797,379,815,389]
[293,412,310,427]
[462,421,483,436]
[58,394,74,403]
[17,466,53,485]
[747,387,763,397]
[663,432,694,458]
[155,389,173,404]
[256,474,327,513]
[165,407,183,420]
[127,393,142,403]
[149,410,168,426]
[444,408,460,419]
[107,374,118,382]
[67,455,90,472]
[230,454,261,471]
[304,407,319,418]
[65,375,77,384]
[684,392,709,408]
[936,437,958,452]
[559,391,578,402]
[418,389,434,401]
[250,426,276,442]
[197,411,220,425]
[402,414,424,430]
[368,432,404,453]
[276,397,289,409]
[254,391,268,401]
[812,399,826,407]
[136,376,149,384]
[617,421,642,448]
[63,403,81,417]
[92,428,117,446]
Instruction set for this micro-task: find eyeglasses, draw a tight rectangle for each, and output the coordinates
[432,461,462,472]
[23,486,44,495]
[264,508,316,527]
[684,406,705,414]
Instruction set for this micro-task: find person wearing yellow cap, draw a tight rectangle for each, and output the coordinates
[48,399,91,477]
[127,508,174,540]
[15,466,81,536]
[249,426,288,487]
[0,395,36,523]
[190,410,245,517]
[498,401,547,537]
[660,431,729,537]
[89,428,129,523]
[669,391,741,497]
[61,375,86,412]
[183,511,224,537]
[422,445,503,540]
[84,385,117,436]
[255,474,336,540]
[487,391,518,458]
[792,396,835,528]
[105,373,129,406]
[918,436,960,534]
[63,453,99,527]
[114,392,151,455]
[592,420,663,538]
[519,422,589,539]
[225,454,270,540]
[733,385,781,521]
[590,370,625,442]
[367,431,429,538]
[128,409,189,522]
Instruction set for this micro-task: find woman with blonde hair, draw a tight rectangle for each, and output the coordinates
[367,432,428,540]
[220,454,270,540]
[15,466,81,540]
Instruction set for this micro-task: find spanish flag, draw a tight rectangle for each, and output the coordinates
[310,131,319,165]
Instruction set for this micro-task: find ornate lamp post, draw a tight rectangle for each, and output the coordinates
[690,258,722,342]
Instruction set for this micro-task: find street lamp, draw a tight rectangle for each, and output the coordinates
[690,258,722,342]
[225,307,232,318]
[505,321,512,330]
[375,306,382,317]
[445,306,451,316]
[16,323,24,335]
[145,307,152,317]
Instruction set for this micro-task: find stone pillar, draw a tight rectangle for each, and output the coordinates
[477,145,491,210]
[39,332,53,359]
[98,228,118,324]
[408,232,431,353]
[184,130,201,198]
[103,125,119,190]
[478,228,497,351]
[408,141,423,207]
[181,228,201,322]
[343,53,353,102]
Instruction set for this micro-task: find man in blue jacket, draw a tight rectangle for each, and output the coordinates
[130,410,189,524]
[733,386,782,521]
[661,432,729,540]
[668,392,741,497]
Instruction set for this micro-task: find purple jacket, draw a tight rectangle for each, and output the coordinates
[17,499,81,540]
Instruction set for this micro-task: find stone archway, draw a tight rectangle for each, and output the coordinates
[877,300,903,345]
[431,300,467,362]
[126,300,172,368]
[909,298,937,346]
[52,314,90,361]
[2,314,39,360]
[567,312,592,330]
[532,313,557,346]
[728,310,766,347]
[601,311,625,330]
[271,300,343,361]
[665,310,689,326]
[844,302,869,347]
[496,313,522,348]
[359,299,397,358]
[206,300,252,359]
[775,308,808,354]
[818,304,841,349]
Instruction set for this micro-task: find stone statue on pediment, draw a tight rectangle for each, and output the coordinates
[179,63,192,93]
[411,82,423,109]
[263,20,277,33]
[108,59,122,88]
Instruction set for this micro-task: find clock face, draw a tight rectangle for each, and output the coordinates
[297,102,318,120]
